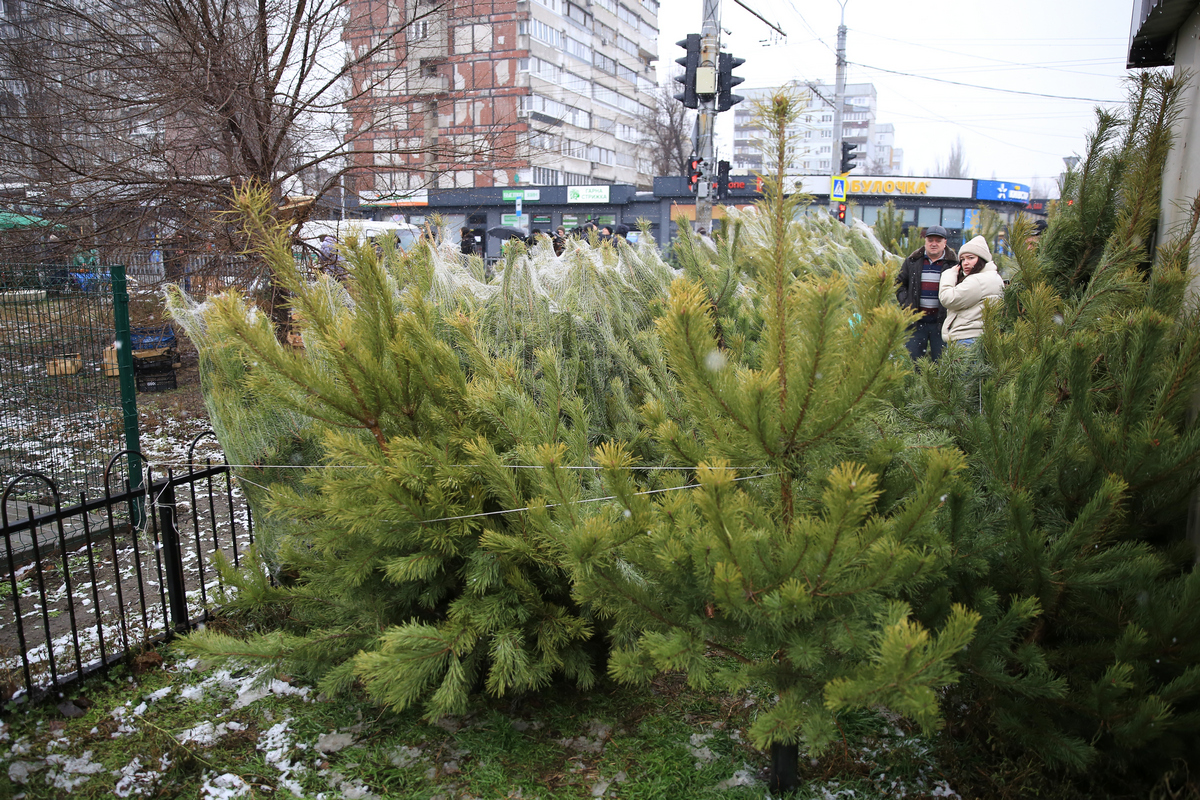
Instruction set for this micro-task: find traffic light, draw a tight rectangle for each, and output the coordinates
[673,34,701,109]
[715,160,730,200]
[837,202,847,223]
[717,53,745,112]
[839,141,859,174]
[687,156,704,193]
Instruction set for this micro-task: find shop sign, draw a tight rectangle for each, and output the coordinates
[793,176,971,198]
[567,185,610,204]
[975,180,1030,202]
[502,189,541,201]
[360,189,428,206]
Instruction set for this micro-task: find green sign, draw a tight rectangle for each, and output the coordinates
[567,185,610,204]
[502,189,541,202]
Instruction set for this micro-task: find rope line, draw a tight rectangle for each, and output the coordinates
[154,462,752,472]
[231,472,779,526]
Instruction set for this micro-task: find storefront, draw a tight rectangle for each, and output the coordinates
[357,175,1033,254]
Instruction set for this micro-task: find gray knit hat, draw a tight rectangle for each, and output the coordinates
[958,235,992,263]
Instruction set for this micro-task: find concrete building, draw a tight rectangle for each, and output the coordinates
[731,81,900,176]
[1126,0,1200,545]
[343,0,661,213]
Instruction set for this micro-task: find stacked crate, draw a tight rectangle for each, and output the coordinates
[129,325,179,392]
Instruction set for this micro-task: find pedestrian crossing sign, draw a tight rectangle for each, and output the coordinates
[831,175,847,202]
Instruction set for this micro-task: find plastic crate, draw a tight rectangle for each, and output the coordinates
[133,350,176,372]
[128,325,176,351]
[136,368,177,393]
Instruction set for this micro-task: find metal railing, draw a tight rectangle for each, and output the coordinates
[0,437,255,702]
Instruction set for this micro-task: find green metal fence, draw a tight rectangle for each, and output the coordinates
[0,264,142,504]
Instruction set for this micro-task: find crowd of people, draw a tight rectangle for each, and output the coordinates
[459,221,633,259]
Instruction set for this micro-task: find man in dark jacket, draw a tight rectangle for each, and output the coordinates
[895,225,958,361]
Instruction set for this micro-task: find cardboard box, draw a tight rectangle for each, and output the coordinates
[47,354,82,376]
[102,345,119,377]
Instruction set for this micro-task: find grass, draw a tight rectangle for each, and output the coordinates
[0,633,967,800]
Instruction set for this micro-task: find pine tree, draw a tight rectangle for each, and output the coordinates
[906,71,1200,792]
[562,91,979,792]
[170,188,683,716]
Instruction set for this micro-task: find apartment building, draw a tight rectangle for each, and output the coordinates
[731,81,899,176]
[343,0,660,207]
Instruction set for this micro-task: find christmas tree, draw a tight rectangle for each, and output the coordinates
[563,90,979,793]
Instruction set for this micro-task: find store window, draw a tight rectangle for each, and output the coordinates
[860,205,880,225]
[941,208,963,228]
[917,207,940,228]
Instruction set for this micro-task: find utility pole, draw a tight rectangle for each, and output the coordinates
[694,0,721,233]
[830,0,848,218]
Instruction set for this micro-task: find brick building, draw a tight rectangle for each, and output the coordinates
[343,0,661,210]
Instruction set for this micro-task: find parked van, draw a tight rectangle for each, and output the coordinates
[298,219,422,252]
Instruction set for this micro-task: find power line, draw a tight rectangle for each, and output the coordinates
[849,60,1123,103]
[848,27,1125,78]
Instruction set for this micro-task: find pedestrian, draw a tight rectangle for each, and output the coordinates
[599,225,613,242]
[1025,218,1047,249]
[895,225,958,361]
[614,223,629,240]
[460,227,477,256]
[939,235,1004,348]
[319,235,348,281]
[553,226,567,256]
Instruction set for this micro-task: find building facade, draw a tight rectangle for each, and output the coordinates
[731,81,901,176]
[343,0,660,212]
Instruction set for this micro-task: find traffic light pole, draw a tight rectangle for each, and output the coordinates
[694,0,721,233]
[830,2,847,218]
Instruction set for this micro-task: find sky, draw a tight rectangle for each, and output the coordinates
[655,0,1143,195]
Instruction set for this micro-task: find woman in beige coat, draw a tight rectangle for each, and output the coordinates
[939,235,1004,346]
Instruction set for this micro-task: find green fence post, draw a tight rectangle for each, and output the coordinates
[110,265,144,524]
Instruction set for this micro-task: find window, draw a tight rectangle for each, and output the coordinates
[566,36,591,61]
[565,2,589,25]
[409,20,429,40]
[522,18,564,48]
[533,167,561,184]
[941,208,964,228]
[918,207,940,227]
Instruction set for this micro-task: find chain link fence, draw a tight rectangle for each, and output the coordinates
[0,265,139,504]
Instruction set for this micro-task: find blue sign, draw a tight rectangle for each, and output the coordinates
[975,180,1030,203]
[830,176,846,202]
[963,209,979,231]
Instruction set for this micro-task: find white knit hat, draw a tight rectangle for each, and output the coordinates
[957,235,992,263]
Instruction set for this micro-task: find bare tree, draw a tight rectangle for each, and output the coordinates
[933,136,971,178]
[638,85,694,177]
[0,0,505,257]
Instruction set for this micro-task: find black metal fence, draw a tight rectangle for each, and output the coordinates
[0,439,255,702]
